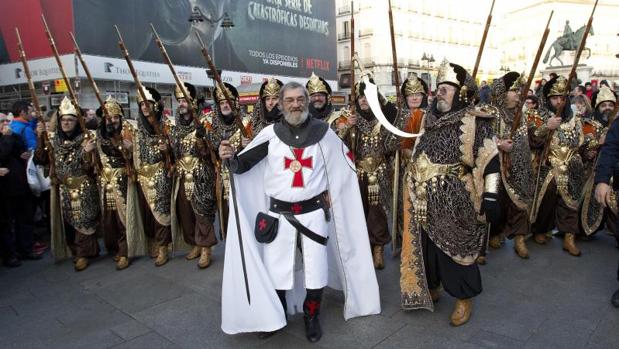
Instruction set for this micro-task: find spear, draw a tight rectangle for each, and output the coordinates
[194,30,251,304]
[41,14,86,134]
[349,1,358,153]
[510,11,554,138]
[114,25,173,174]
[532,0,598,222]
[15,27,56,181]
[387,0,402,256]
[70,31,133,178]
[194,30,249,139]
[149,24,201,128]
[472,0,496,80]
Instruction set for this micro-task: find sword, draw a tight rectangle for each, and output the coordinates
[362,76,420,138]
[223,130,251,305]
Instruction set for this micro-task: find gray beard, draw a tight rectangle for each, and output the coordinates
[284,110,309,126]
[437,100,451,113]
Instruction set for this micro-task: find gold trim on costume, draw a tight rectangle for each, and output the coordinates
[104,96,123,117]
[262,78,281,98]
[59,96,77,116]
[548,76,568,97]
[307,72,329,95]
[436,59,459,87]
[403,77,426,96]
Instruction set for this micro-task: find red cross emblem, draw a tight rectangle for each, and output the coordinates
[347,150,355,161]
[291,203,303,215]
[258,218,267,231]
[284,148,313,188]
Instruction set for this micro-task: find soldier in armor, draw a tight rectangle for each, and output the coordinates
[392,76,429,254]
[95,97,145,270]
[34,97,100,271]
[250,78,283,136]
[343,78,399,269]
[207,82,252,240]
[580,86,617,240]
[400,75,429,157]
[305,72,353,130]
[133,86,175,266]
[399,60,500,326]
[530,76,587,257]
[170,82,218,269]
[481,72,535,260]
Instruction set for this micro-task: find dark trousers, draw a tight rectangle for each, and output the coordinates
[64,223,99,258]
[0,196,16,260]
[138,186,171,247]
[358,177,391,247]
[532,181,579,235]
[102,208,128,257]
[176,181,217,248]
[6,193,35,255]
[275,288,323,315]
[422,229,482,299]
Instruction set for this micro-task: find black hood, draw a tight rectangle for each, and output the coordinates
[274,116,329,148]
[309,102,333,121]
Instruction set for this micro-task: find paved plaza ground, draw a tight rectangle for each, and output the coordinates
[1,231,618,348]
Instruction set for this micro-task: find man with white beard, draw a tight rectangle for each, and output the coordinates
[218,82,380,342]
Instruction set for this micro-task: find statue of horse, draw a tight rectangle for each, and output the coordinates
[543,25,594,67]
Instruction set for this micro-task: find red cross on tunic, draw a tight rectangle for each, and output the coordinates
[284,148,313,188]
[258,218,267,231]
[291,203,303,215]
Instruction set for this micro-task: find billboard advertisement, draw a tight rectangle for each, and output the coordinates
[0,0,336,81]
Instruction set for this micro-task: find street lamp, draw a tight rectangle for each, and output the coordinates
[188,6,235,28]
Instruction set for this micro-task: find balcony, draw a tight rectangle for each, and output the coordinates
[338,60,352,70]
[337,5,350,15]
[338,33,351,41]
[359,29,374,37]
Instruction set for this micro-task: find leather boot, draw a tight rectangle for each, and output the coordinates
[198,247,211,269]
[74,257,89,272]
[450,298,472,326]
[113,255,121,262]
[562,233,581,256]
[303,300,322,343]
[488,235,502,249]
[116,256,129,270]
[429,288,441,303]
[534,234,548,245]
[514,235,529,259]
[185,245,201,260]
[150,243,158,258]
[155,245,169,266]
[475,256,487,265]
[372,245,385,270]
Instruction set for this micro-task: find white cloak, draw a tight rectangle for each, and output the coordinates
[221,125,381,334]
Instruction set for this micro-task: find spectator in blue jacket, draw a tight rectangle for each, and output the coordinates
[9,100,37,151]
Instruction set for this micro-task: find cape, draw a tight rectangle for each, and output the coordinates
[221,125,381,334]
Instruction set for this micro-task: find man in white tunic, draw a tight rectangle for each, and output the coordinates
[219,82,380,342]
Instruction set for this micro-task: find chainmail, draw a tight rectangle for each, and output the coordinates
[537,110,586,209]
[170,112,216,220]
[134,118,172,217]
[250,100,282,136]
[97,129,129,204]
[354,112,399,211]
[407,107,493,262]
[50,132,100,231]
[487,80,535,207]
[207,111,245,151]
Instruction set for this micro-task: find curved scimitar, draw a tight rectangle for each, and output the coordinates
[362,76,419,138]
